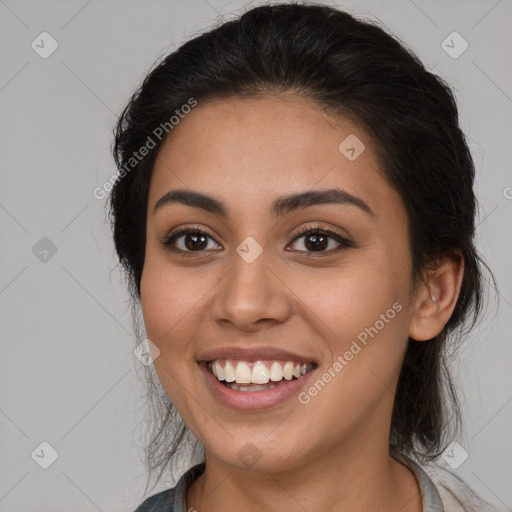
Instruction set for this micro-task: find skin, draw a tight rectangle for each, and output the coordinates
[140,94,464,512]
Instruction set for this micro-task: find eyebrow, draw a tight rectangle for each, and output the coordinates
[153,188,374,217]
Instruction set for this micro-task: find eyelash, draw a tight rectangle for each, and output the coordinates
[160,223,353,255]
[291,224,353,252]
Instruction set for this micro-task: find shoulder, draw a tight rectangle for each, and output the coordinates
[132,462,206,512]
[132,487,175,512]
[392,450,498,512]
[422,461,499,512]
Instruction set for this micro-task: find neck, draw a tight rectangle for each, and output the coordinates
[187,442,422,512]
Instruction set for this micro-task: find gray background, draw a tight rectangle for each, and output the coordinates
[1,0,511,510]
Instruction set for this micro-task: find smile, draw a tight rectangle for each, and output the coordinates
[207,359,315,392]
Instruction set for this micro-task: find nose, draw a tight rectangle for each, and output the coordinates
[211,247,293,333]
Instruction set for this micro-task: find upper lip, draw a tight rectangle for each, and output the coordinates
[197,345,317,364]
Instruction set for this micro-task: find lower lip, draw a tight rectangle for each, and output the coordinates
[199,362,316,411]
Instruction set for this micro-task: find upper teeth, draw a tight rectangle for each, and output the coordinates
[209,359,311,384]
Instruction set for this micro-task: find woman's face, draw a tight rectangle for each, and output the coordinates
[140,95,418,472]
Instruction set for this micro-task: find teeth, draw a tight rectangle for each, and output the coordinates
[283,362,294,380]
[212,360,224,380]
[209,359,313,385]
[234,362,252,384]
[252,362,270,384]
[224,360,235,382]
[270,361,283,381]
[228,383,276,392]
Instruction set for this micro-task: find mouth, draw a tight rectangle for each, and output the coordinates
[206,359,316,392]
[197,346,319,410]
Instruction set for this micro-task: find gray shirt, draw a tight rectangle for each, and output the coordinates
[133,452,445,512]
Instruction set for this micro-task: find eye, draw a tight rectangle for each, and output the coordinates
[160,224,352,255]
[160,227,222,253]
[288,224,352,253]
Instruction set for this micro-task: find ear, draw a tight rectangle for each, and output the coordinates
[409,251,464,341]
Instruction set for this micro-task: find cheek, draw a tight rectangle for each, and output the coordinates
[291,263,410,426]
[295,254,407,329]
[139,255,223,369]
[290,250,411,383]
[140,260,197,351]
[139,263,202,412]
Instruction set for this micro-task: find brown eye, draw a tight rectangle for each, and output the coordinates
[161,228,222,253]
[183,232,208,250]
[288,226,352,253]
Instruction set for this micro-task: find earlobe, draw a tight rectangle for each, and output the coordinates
[408,252,464,341]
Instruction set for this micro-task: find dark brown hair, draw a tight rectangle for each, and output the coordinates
[109,2,494,490]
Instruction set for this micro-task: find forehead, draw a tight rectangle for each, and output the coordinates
[149,95,398,219]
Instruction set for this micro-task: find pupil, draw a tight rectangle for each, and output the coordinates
[306,234,327,251]
[185,233,207,250]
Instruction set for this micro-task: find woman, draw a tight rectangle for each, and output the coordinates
[109,3,496,511]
